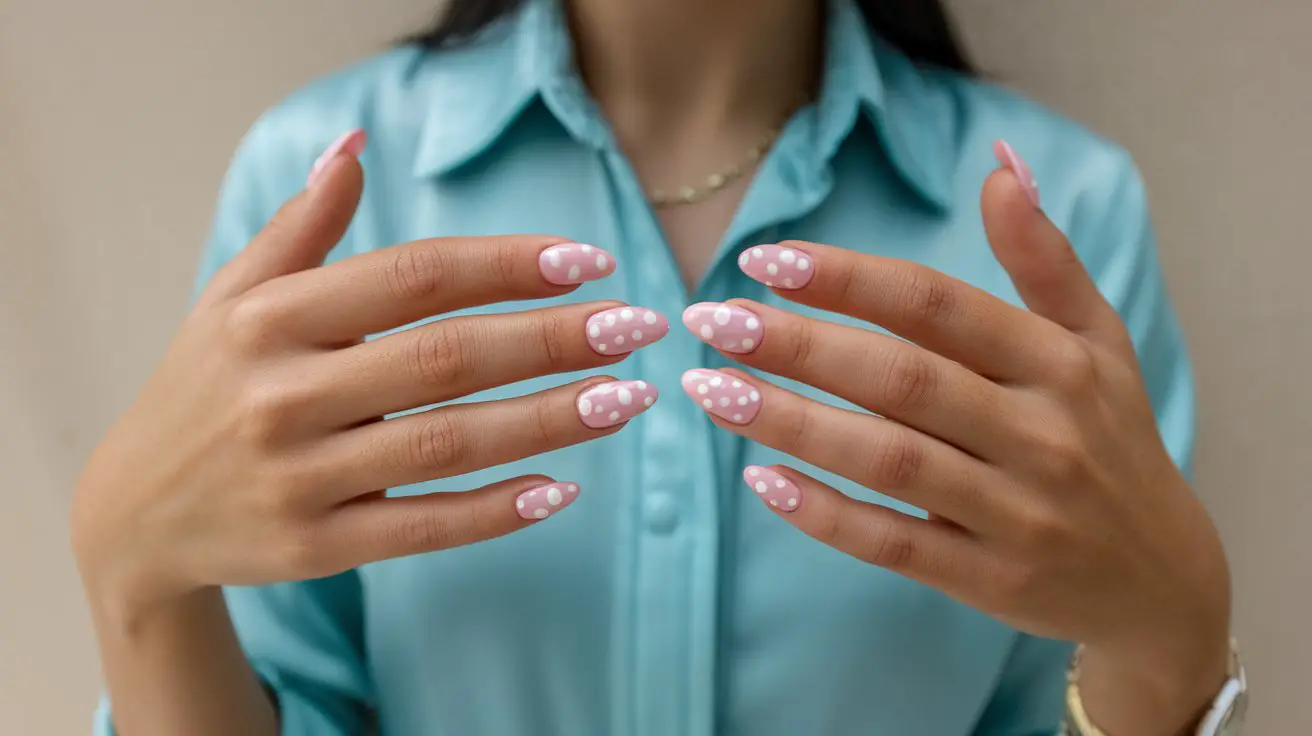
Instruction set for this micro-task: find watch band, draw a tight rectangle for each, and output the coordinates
[1062,639,1247,736]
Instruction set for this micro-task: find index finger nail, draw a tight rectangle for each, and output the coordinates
[738,245,813,289]
[539,243,617,285]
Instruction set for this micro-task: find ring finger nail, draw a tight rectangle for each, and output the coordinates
[539,242,617,285]
[577,380,659,428]
[516,481,581,520]
[743,466,802,512]
[586,306,670,355]
[682,302,762,354]
[738,244,814,289]
[681,369,761,425]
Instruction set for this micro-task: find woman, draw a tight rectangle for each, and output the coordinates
[75,0,1245,733]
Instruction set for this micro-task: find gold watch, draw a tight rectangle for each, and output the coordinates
[1061,639,1247,736]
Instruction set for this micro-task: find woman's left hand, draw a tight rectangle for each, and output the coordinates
[681,164,1231,734]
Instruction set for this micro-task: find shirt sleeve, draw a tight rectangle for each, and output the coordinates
[972,154,1196,735]
[93,114,374,736]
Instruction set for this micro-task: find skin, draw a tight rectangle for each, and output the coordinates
[74,0,1231,733]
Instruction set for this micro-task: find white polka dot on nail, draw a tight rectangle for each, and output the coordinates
[719,397,730,407]
[529,490,537,497]
[581,244,593,253]
[733,414,743,421]
[618,388,633,405]
[745,317,759,330]
[783,278,795,288]
[752,247,764,258]
[739,253,749,267]
[534,508,549,519]
[567,484,578,493]
[748,468,761,476]
[766,262,779,276]
[608,410,620,421]
[697,384,709,395]
[644,396,654,406]
[797,258,810,271]
[732,381,742,388]
[516,499,525,509]
[702,399,713,409]
[737,396,748,406]
[631,329,642,340]
[643,311,657,325]
[596,254,608,270]
[710,376,722,387]
[637,381,648,389]
[780,249,797,264]
[620,308,634,321]
[578,398,592,415]
[750,391,760,402]
[775,479,786,488]
[588,324,601,338]
[754,481,767,492]
[605,314,616,326]
[547,487,563,506]
[567,265,580,281]
[787,498,798,508]
[769,499,779,507]
[741,338,755,350]
[597,344,608,353]
[547,250,561,267]
[615,335,625,345]
[700,325,714,340]
[714,305,731,325]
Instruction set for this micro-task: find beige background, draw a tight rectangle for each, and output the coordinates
[1,1,1308,733]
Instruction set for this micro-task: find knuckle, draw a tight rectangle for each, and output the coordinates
[1012,503,1068,555]
[489,243,522,289]
[276,522,328,576]
[408,412,467,471]
[389,506,457,553]
[411,324,476,388]
[865,528,916,570]
[778,401,814,454]
[525,395,558,447]
[1032,424,1089,483]
[534,312,572,372]
[1050,340,1098,393]
[894,266,957,327]
[783,321,818,372]
[864,433,924,489]
[996,561,1041,602]
[233,381,298,446]
[224,291,284,353]
[383,243,446,302]
[876,347,938,414]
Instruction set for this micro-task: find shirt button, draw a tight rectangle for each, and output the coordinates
[643,493,680,535]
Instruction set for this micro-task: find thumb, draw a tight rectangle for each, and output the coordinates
[202,129,366,305]
[982,139,1120,338]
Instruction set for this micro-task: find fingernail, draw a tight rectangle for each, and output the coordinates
[737,244,814,289]
[307,128,367,188]
[743,466,802,512]
[539,243,617,285]
[682,302,763,354]
[586,306,669,355]
[682,369,761,425]
[577,380,658,428]
[515,481,580,520]
[993,139,1040,208]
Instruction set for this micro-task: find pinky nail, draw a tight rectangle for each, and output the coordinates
[737,244,814,289]
[993,139,1040,208]
[576,380,659,428]
[515,481,580,520]
[743,466,802,512]
[539,243,617,285]
[307,128,367,188]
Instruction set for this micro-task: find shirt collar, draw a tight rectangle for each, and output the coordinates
[412,0,956,211]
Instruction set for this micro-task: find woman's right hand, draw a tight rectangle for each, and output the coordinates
[71,135,665,622]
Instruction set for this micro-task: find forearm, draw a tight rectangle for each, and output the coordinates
[90,585,277,736]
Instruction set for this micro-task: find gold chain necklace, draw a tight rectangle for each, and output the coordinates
[647,95,808,209]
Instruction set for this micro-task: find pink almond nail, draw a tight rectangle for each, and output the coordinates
[681,369,761,425]
[577,380,658,428]
[737,244,814,289]
[539,243,617,285]
[993,139,1040,208]
[682,302,763,354]
[586,306,669,355]
[515,481,580,520]
[743,466,802,512]
[307,128,367,188]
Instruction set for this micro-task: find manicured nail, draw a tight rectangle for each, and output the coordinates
[682,369,761,425]
[539,243,617,285]
[993,139,1040,208]
[737,244,814,289]
[586,306,669,355]
[743,466,802,512]
[307,129,367,188]
[682,302,763,354]
[515,481,580,520]
[577,380,658,428]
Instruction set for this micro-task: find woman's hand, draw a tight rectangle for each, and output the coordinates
[71,140,665,625]
[680,157,1230,734]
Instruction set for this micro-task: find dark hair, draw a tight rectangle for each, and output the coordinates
[408,0,973,74]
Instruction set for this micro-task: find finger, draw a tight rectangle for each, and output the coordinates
[737,241,1068,382]
[313,377,657,496]
[984,141,1123,338]
[686,300,1012,458]
[681,368,1012,530]
[318,474,582,568]
[739,464,990,596]
[201,130,366,306]
[321,302,667,425]
[265,237,617,345]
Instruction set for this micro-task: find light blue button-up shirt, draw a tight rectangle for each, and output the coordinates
[97,0,1193,733]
